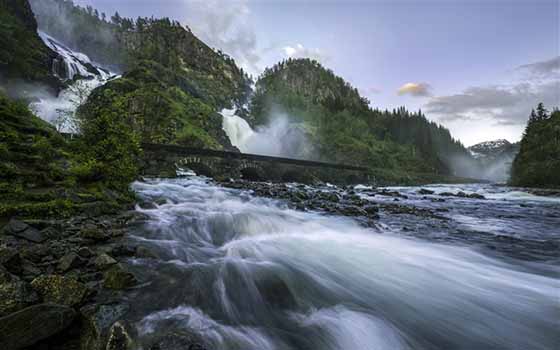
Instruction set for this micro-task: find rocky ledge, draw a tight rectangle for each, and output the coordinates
[0,211,147,350]
[218,180,455,225]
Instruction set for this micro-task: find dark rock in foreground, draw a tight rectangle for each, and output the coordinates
[0,303,76,349]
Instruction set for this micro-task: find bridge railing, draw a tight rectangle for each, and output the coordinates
[141,143,368,172]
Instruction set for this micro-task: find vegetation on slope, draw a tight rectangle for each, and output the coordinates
[250,58,472,175]
[510,103,560,188]
[0,93,132,220]
[0,0,62,92]
[29,0,253,150]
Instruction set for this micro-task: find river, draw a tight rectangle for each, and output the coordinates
[124,177,559,350]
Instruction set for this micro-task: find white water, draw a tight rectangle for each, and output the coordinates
[221,109,313,158]
[130,178,560,349]
[30,32,115,132]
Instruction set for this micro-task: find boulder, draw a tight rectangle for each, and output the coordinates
[0,304,76,350]
[103,264,138,290]
[58,252,85,272]
[31,275,88,307]
[0,247,22,275]
[80,226,110,242]
[0,268,39,317]
[80,303,130,350]
[94,253,117,270]
[106,321,133,350]
[418,188,435,195]
[3,219,46,243]
[147,331,208,350]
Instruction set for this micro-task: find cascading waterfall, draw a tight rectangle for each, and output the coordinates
[221,109,313,159]
[30,32,115,132]
[127,177,560,350]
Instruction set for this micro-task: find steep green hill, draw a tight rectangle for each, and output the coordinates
[249,58,471,175]
[29,0,252,150]
[0,0,62,92]
[510,104,560,188]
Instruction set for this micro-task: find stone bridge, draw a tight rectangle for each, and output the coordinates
[140,143,371,184]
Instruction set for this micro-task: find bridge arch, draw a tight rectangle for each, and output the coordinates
[237,162,266,182]
[176,157,215,178]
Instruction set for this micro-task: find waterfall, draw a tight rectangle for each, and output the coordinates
[30,32,116,132]
[221,109,314,159]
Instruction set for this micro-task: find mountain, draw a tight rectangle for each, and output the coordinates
[27,0,253,151]
[469,139,515,159]
[511,104,560,188]
[249,58,473,176]
[467,139,520,182]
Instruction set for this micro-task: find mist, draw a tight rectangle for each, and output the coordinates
[222,109,316,160]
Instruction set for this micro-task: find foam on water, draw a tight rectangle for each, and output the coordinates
[130,177,560,349]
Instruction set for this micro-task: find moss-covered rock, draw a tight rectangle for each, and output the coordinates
[0,267,39,317]
[31,274,89,307]
[103,264,137,290]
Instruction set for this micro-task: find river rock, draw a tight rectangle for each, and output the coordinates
[103,264,138,290]
[3,219,46,243]
[418,188,435,195]
[95,253,117,270]
[58,252,85,272]
[31,275,88,307]
[80,303,131,350]
[0,267,39,317]
[0,303,76,349]
[106,321,133,350]
[0,246,23,275]
[80,226,110,242]
[146,331,208,350]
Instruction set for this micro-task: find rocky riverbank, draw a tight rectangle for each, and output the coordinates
[0,210,149,349]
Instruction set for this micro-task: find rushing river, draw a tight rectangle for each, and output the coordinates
[126,177,560,350]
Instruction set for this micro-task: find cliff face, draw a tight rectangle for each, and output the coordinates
[0,0,62,93]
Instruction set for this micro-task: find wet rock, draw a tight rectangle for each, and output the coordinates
[80,226,110,242]
[0,303,76,350]
[136,246,158,259]
[78,246,95,258]
[95,253,117,270]
[0,267,39,317]
[103,264,138,290]
[80,303,130,350]
[468,193,486,200]
[2,219,29,234]
[147,331,208,350]
[106,321,133,350]
[21,244,49,263]
[31,275,88,307]
[110,244,137,257]
[58,252,85,272]
[418,188,435,195]
[0,246,23,275]
[3,219,46,243]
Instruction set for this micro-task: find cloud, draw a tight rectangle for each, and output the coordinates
[282,43,329,63]
[180,0,261,76]
[426,80,559,126]
[397,82,432,97]
[518,56,560,77]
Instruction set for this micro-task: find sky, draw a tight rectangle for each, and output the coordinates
[75,0,559,146]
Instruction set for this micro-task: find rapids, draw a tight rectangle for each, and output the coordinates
[125,177,560,349]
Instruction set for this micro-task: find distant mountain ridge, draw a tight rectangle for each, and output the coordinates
[469,139,519,159]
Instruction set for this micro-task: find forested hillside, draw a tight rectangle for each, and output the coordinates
[249,58,472,175]
[510,103,560,188]
[28,0,253,151]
